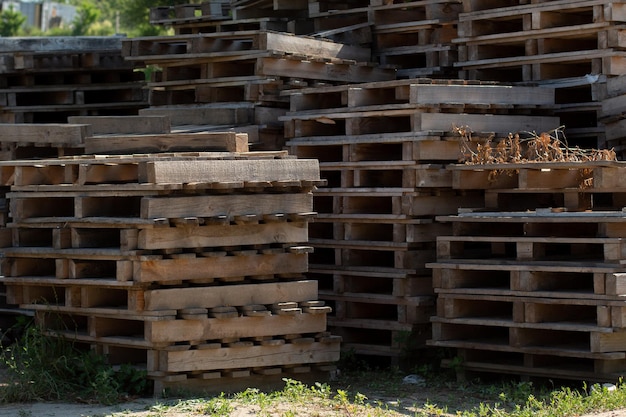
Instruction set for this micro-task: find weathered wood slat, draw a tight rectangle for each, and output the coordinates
[85,132,249,154]
[146,313,327,344]
[141,158,319,184]
[7,193,313,222]
[410,84,554,106]
[0,124,92,145]
[256,56,395,82]
[159,340,340,373]
[140,193,313,219]
[68,115,171,135]
[135,252,309,284]
[144,280,317,310]
[138,221,308,250]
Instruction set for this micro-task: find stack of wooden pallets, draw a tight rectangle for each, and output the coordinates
[0,116,250,317]
[0,37,148,124]
[150,0,464,81]
[306,0,464,78]
[150,1,303,35]
[454,0,626,149]
[0,124,340,393]
[282,79,559,362]
[0,116,252,160]
[428,159,626,382]
[455,0,626,82]
[369,0,463,78]
[306,0,371,47]
[121,30,394,150]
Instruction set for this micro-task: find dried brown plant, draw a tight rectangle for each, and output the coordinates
[453,125,616,188]
[454,125,616,164]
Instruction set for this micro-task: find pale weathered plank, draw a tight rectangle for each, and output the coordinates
[67,115,171,135]
[141,158,319,184]
[135,252,308,284]
[605,273,626,296]
[257,57,396,83]
[591,331,626,353]
[85,132,249,154]
[138,221,308,250]
[414,113,561,135]
[0,124,92,145]
[258,31,370,62]
[160,341,340,372]
[410,84,554,106]
[140,193,313,218]
[145,312,326,343]
[144,280,318,310]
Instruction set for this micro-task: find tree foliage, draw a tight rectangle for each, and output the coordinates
[1,0,186,37]
[114,0,192,36]
[71,1,101,36]
[0,5,26,37]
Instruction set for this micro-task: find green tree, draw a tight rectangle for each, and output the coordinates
[71,1,100,36]
[0,6,26,37]
[115,0,192,36]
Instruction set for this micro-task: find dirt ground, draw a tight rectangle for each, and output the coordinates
[0,399,625,417]
[1,380,626,417]
[0,366,623,417]
[0,400,153,417]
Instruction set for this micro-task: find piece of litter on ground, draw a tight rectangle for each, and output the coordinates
[402,374,426,386]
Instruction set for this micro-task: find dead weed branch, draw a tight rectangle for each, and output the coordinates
[455,125,616,164]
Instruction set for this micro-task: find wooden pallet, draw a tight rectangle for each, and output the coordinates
[455,0,626,82]
[437,235,626,264]
[371,0,462,25]
[15,280,325,327]
[0,82,146,108]
[122,30,371,63]
[179,17,294,36]
[230,0,308,20]
[283,110,558,139]
[40,316,341,387]
[281,81,557,140]
[311,19,372,47]
[429,162,626,381]
[329,322,430,360]
[0,151,318,185]
[308,0,370,16]
[437,346,626,383]
[433,266,626,298]
[145,55,393,103]
[147,76,287,106]
[150,1,231,26]
[150,365,337,395]
[371,1,462,77]
[449,161,626,210]
[122,31,394,111]
[436,293,626,328]
[283,78,551,111]
[5,218,311,253]
[0,37,148,124]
